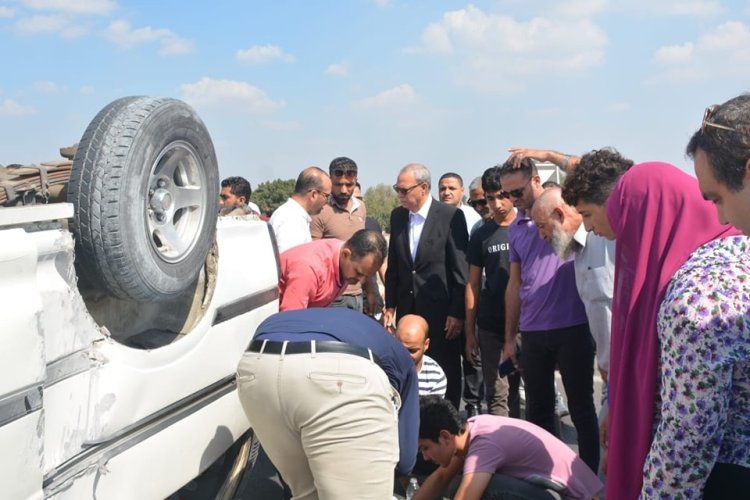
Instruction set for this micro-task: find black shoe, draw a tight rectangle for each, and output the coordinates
[466,405,478,418]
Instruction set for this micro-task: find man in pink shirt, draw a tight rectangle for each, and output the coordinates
[278,229,387,311]
[414,396,602,500]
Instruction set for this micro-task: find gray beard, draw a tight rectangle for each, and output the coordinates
[549,226,581,260]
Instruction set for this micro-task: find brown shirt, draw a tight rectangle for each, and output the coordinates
[310,198,367,295]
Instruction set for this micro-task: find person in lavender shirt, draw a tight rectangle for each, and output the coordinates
[498,157,599,474]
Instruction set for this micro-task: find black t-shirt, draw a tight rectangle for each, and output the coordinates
[467,220,512,331]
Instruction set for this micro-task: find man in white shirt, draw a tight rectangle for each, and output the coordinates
[396,314,447,397]
[438,172,482,234]
[269,167,332,253]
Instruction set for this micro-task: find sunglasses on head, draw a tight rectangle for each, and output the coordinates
[332,168,357,178]
[701,105,736,135]
[467,198,488,208]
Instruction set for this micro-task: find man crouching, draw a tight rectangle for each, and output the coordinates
[414,396,602,500]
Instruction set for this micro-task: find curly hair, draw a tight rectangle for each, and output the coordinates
[686,94,750,192]
[562,148,634,206]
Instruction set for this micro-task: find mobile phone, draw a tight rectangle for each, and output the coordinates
[498,350,520,377]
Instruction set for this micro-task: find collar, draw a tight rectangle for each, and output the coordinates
[573,223,588,248]
[411,196,432,219]
[330,195,361,213]
[289,197,312,222]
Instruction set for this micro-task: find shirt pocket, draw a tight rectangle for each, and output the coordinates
[579,265,614,304]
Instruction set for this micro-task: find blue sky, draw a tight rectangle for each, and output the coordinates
[1,0,749,192]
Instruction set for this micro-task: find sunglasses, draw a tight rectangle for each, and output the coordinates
[467,198,488,208]
[500,178,531,199]
[701,105,736,135]
[393,183,423,195]
[332,168,357,178]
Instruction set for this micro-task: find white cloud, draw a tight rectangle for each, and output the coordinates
[103,20,192,55]
[408,5,607,93]
[20,0,116,15]
[0,6,15,17]
[15,14,88,37]
[606,102,631,113]
[652,21,750,82]
[326,63,348,77]
[0,98,35,116]
[236,44,295,64]
[353,84,417,110]
[262,120,301,131]
[179,77,286,113]
[622,0,721,16]
[33,80,60,93]
[554,0,609,18]
[79,85,95,95]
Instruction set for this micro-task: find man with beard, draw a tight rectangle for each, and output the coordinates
[311,157,379,313]
[498,158,599,474]
[530,187,614,411]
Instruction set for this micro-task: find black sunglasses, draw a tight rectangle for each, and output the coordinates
[500,178,531,199]
[393,183,423,195]
[467,198,488,208]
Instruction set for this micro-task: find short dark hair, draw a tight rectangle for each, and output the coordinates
[686,94,750,192]
[345,229,387,268]
[542,180,560,189]
[294,167,327,195]
[562,148,634,206]
[481,165,503,193]
[329,156,358,175]
[439,172,464,186]
[497,157,537,180]
[419,396,464,443]
[221,176,252,200]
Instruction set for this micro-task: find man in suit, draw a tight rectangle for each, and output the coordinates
[384,163,469,409]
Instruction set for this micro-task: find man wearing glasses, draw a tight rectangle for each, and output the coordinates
[310,157,378,314]
[384,163,469,410]
[269,167,331,253]
[498,157,600,474]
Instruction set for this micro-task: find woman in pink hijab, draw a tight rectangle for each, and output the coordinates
[562,149,740,499]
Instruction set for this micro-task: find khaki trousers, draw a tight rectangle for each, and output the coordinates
[237,346,399,500]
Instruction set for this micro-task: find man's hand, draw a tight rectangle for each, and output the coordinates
[507,147,551,167]
[364,292,383,318]
[383,308,396,334]
[445,316,464,340]
[502,338,519,370]
[464,329,480,366]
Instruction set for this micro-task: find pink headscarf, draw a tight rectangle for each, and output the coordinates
[604,162,740,499]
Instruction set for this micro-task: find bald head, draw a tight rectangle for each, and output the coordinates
[395,314,430,370]
[531,187,582,258]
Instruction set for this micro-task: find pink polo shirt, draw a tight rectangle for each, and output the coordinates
[278,239,347,311]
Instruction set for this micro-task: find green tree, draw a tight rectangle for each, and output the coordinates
[364,183,399,233]
[252,178,295,216]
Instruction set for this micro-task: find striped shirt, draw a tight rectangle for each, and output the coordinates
[418,355,447,398]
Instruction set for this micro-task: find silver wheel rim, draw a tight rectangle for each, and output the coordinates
[146,140,207,263]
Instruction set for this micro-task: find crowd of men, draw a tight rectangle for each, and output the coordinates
[221,93,750,500]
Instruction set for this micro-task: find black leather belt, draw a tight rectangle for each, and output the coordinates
[247,339,377,364]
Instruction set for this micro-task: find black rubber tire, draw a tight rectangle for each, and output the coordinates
[68,96,219,301]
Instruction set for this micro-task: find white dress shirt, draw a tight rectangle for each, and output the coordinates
[269,198,312,253]
[573,224,615,373]
[409,196,432,261]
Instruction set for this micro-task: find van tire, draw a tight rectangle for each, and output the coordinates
[67,96,219,301]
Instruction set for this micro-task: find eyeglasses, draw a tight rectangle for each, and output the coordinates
[701,105,736,135]
[500,178,531,199]
[393,183,423,195]
[467,198,488,208]
[332,168,357,178]
[310,189,331,200]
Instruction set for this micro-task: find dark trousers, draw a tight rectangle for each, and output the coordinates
[428,333,462,409]
[520,324,599,473]
[461,331,484,409]
[478,326,521,417]
[705,462,750,499]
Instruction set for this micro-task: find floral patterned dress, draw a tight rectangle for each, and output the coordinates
[641,236,750,498]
